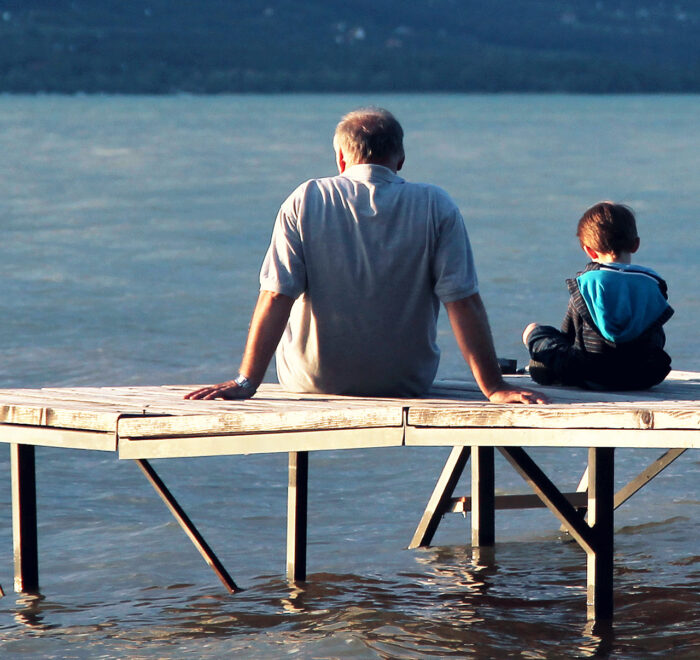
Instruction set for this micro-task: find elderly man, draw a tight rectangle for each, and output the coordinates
[187,107,546,404]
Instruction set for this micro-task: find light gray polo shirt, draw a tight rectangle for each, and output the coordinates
[259,164,478,396]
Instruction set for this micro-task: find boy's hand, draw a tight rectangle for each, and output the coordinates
[487,386,549,405]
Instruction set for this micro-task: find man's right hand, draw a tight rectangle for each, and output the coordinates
[184,381,255,400]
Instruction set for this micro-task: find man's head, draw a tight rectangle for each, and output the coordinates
[333,107,405,173]
[577,201,640,261]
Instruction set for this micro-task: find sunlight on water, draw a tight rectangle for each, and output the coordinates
[0,94,698,658]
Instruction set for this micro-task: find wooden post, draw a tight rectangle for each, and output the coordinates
[587,447,615,621]
[287,451,308,582]
[408,446,470,549]
[11,444,39,594]
[471,446,495,547]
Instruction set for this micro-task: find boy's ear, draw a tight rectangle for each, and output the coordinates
[631,237,640,254]
[582,244,599,260]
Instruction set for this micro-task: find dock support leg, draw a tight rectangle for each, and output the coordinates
[136,459,239,593]
[287,451,308,583]
[587,448,615,621]
[11,444,39,594]
[408,446,470,549]
[471,447,495,548]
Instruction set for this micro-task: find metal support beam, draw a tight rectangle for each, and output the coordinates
[287,451,308,582]
[587,447,615,621]
[451,491,588,512]
[11,444,39,594]
[471,446,495,547]
[614,448,685,509]
[408,446,470,549]
[136,459,239,593]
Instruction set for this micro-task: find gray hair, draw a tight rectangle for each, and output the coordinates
[333,107,404,165]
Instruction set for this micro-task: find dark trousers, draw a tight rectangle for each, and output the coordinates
[526,325,671,391]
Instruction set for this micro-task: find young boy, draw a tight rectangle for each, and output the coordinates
[522,202,673,390]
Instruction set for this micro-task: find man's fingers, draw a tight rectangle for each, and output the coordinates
[184,385,227,400]
[184,387,210,399]
[520,390,549,405]
[488,388,549,405]
[185,382,254,400]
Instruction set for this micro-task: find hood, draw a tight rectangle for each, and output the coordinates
[574,263,672,343]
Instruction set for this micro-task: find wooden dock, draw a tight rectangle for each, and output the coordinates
[1,371,698,621]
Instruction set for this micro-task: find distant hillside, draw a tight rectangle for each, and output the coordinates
[1,0,699,93]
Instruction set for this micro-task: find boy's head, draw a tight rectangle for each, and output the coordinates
[577,202,640,259]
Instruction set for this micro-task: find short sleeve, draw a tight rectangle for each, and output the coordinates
[259,188,307,298]
[431,201,479,303]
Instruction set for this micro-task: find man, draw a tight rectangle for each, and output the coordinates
[187,107,546,404]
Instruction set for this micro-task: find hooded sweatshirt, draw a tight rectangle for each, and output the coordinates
[562,261,674,355]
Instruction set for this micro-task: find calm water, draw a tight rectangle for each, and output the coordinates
[0,94,698,658]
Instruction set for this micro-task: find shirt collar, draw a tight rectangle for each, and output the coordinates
[342,163,404,184]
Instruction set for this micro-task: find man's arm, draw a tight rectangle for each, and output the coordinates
[445,293,548,404]
[185,290,294,400]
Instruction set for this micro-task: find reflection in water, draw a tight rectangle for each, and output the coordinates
[580,619,615,658]
[1,554,698,658]
[280,583,308,614]
[14,594,47,630]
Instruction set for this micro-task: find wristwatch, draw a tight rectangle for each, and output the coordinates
[234,374,257,394]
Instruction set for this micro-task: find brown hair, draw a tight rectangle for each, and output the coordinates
[333,107,404,165]
[577,202,639,255]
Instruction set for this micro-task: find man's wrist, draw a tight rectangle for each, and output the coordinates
[234,373,257,394]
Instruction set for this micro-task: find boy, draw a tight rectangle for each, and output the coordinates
[522,202,673,390]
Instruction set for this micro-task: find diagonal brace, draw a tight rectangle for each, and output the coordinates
[136,459,240,593]
[408,446,471,549]
[499,447,596,554]
[614,448,686,509]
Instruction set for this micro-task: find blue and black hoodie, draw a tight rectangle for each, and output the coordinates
[527,262,673,390]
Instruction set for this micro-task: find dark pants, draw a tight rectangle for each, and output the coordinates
[526,325,671,391]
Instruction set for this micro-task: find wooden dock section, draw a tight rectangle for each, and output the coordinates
[0,371,698,621]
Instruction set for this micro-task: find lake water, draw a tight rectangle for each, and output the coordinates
[0,94,698,658]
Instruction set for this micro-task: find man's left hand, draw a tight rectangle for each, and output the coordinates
[487,387,549,405]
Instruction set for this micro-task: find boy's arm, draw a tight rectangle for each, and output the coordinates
[560,299,576,341]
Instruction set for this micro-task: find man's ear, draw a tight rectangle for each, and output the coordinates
[335,147,347,174]
[631,237,640,254]
[396,155,405,172]
[582,244,599,260]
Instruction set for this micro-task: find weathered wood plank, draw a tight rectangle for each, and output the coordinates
[117,405,404,438]
[405,427,698,449]
[0,424,117,451]
[408,405,700,430]
[119,426,404,459]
